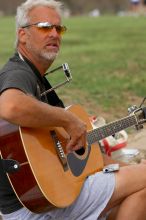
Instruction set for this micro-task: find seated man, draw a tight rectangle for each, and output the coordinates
[1,0,146,219]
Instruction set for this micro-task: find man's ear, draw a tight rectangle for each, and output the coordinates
[18,28,27,44]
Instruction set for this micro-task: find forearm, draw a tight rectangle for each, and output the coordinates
[0,89,72,128]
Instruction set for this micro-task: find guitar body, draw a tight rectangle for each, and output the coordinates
[0,105,103,213]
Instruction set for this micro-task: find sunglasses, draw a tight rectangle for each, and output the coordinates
[22,22,67,35]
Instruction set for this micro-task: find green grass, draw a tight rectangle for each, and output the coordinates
[1,15,146,120]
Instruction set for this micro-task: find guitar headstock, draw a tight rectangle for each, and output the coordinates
[130,106,146,130]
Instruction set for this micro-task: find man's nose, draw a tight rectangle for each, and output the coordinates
[49,27,60,37]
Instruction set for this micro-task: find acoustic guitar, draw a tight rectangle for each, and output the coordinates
[0,104,146,213]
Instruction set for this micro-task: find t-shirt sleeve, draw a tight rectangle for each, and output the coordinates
[0,68,37,96]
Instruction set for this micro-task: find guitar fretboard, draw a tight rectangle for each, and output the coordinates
[87,114,137,145]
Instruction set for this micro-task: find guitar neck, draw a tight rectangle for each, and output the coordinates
[87,114,137,144]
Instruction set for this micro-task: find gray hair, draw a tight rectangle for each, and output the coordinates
[15,0,63,48]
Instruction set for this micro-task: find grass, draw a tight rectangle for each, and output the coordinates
[1,15,146,121]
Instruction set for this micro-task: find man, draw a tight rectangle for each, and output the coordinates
[1,0,146,219]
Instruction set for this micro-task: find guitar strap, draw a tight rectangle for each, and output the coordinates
[0,158,20,173]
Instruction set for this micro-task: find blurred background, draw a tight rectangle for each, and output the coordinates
[0,0,146,16]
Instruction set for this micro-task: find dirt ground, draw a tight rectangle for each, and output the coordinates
[127,126,146,150]
[112,125,146,164]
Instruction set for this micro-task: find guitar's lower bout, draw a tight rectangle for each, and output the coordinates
[0,105,104,213]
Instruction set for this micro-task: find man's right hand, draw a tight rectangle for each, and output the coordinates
[63,111,87,153]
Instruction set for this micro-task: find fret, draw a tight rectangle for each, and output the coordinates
[87,114,137,145]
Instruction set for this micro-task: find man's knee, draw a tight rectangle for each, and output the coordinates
[136,188,146,202]
[109,164,146,203]
[116,163,146,185]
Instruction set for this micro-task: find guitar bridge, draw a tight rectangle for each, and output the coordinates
[50,130,68,171]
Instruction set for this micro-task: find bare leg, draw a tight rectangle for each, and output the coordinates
[116,188,146,220]
[106,189,146,220]
[101,163,146,220]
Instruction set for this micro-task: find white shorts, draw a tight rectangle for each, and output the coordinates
[2,172,115,220]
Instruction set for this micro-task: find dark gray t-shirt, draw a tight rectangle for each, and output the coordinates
[0,55,38,97]
[0,53,64,214]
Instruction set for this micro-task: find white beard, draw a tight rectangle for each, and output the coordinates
[40,51,58,61]
[26,41,59,62]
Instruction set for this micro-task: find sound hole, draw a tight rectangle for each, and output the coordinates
[75,147,85,155]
